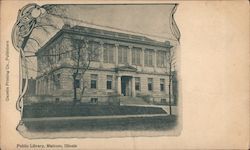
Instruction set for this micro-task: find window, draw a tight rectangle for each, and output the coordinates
[89,41,100,61]
[160,79,165,91]
[132,48,141,65]
[91,74,98,89]
[135,77,140,91]
[144,49,154,66]
[58,51,61,61]
[161,99,167,104]
[71,48,78,60]
[90,98,98,104]
[148,78,153,91]
[118,46,128,64]
[55,74,61,89]
[55,45,59,63]
[103,44,114,63]
[157,51,166,67]
[107,75,113,89]
[74,79,80,88]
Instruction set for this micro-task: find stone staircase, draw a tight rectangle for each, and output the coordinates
[119,96,150,105]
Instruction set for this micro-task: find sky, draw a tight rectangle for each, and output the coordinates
[61,4,176,40]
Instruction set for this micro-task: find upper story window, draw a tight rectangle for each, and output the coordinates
[118,46,128,64]
[148,78,153,91]
[132,48,141,65]
[74,79,80,88]
[54,73,61,89]
[58,49,61,61]
[144,49,154,66]
[160,78,165,91]
[71,47,78,60]
[157,51,166,67]
[88,41,100,62]
[135,77,141,91]
[90,74,98,89]
[106,75,113,90]
[55,45,59,63]
[103,44,114,63]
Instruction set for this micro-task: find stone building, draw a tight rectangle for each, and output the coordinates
[35,25,175,104]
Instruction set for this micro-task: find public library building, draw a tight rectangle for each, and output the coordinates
[35,25,175,104]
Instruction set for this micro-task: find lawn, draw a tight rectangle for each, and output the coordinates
[24,115,177,132]
[23,102,167,118]
[22,102,177,131]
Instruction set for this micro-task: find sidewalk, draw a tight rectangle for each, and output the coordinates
[22,113,168,122]
[120,103,178,115]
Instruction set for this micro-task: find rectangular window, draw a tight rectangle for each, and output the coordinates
[55,46,59,63]
[157,51,166,67]
[103,44,114,63]
[135,77,140,91]
[55,74,61,89]
[74,79,80,88]
[89,41,100,61]
[118,46,128,64]
[160,79,165,91]
[148,78,153,91]
[107,75,113,89]
[91,74,98,89]
[58,51,61,61]
[144,49,154,66]
[71,49,78,60]
[132,48,141,65]
[90,98,98,104]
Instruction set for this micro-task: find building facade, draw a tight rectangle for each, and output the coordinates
[35,25,174,104]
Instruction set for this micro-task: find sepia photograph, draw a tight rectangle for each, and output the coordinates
[11,3,181,138]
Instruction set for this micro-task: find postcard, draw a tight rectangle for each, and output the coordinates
[1,0,249,149]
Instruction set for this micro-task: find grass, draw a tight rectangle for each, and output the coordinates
[23,102,166,118]
[24,115,177,132]
[22,102,177,131]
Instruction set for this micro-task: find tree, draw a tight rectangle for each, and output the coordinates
[166,47,176,115]
[11,4,60,111]
[70,39,100,103]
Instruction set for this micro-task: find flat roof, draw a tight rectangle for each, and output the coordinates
[36,25,172,54]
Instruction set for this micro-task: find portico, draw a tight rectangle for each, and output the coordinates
[115,65,137,97]
[116,75,136,97]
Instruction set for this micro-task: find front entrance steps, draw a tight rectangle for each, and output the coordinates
[119,96,150,105]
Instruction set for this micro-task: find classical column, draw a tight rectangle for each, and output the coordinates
[41,78,44,95]
[99,41,104,68]
[48,77,50,95]
[115,44,119,66]
[154,49,157,71]
[117,76,121,95]
[128,45,132,65]
[141,48,145,67]
[36,80,39,95]
[131,77,136,97]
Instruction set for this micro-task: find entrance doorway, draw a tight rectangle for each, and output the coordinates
[121,76,132,96]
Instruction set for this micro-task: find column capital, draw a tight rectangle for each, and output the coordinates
[128,45,133,49]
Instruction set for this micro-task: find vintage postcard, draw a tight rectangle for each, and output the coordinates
[1,0,249,150]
